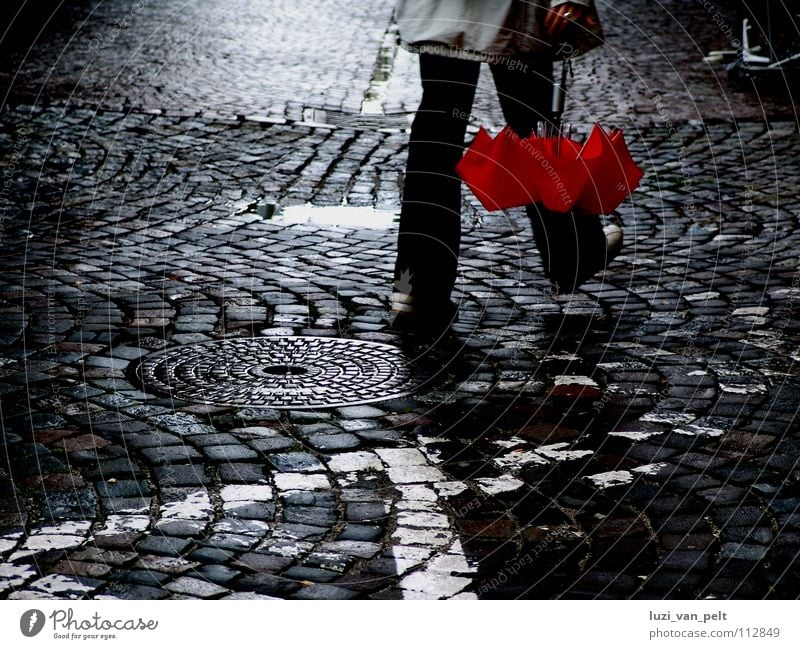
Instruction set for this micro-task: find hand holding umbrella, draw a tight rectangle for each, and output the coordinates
[544,2,600,39]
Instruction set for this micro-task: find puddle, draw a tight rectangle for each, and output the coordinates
[361,24,399,115]
[585,470,634,488]
[268,204,399,229]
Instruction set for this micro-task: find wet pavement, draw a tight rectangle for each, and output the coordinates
[2,0,800,600]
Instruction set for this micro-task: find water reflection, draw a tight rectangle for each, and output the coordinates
[266,204,399,229]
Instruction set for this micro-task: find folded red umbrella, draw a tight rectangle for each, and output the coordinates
[456,122,644,215]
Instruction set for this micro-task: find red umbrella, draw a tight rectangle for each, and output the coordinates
[456,122,644,215]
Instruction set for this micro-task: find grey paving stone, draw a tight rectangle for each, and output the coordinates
[154,519,208,538]
[235,574,299,597]
[283,507,336,527]
[282,492,336,507]
[345,502,390,522]
[204,533,259,552]
[85,355,131,370]
[95,480,152,499]
[189,547,236,564]
[165,576,230,598]
[202,445,259,462]
[190,433,240,447]
[234,408,283,423]
[153,465,211,487]
[213,518,272,536]
[720,543,769,562]
[233,553,294,574]
[298,423,342,437]
[292,584,359,599]
[355,429,406,444]
[101,497,152,515]
[69,547,138,566]
[38,489,98,521]
[283,565,340,583]
[338,524,382,542]
[141,445,203,464]
[218,463,268,483]
[83,457,147,480]
[196,564,241,585]
[339,419,381,432]
[336,405,386,419]
[148,414,217,436]
[287,411,332,423]
[268,452,325,472]
[273,523,329,541]
[307,432,360,451]
[135,535,194,557]
[317,541,382,559]
[222,502,277,520]
[117,570,171,587]
[245,435,297,453]
[134,555,200,575]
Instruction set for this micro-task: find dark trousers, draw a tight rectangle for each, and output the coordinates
[394,53,605,300]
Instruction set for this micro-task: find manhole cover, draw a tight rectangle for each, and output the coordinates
[137,336,417,409]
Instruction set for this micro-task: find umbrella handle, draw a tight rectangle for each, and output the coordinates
[551,57,571,129]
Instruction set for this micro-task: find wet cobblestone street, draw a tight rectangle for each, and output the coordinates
[2,0,800,600]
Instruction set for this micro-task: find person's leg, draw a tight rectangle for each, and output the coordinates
[489,55,553,138]
[490,56,607,292]
[393,53,480,317]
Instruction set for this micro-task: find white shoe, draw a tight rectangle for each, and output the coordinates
[390,292,415,315]
[604,224,623,260]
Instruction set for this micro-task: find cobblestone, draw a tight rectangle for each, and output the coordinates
[165,576,230,598]
[135,535,194,557]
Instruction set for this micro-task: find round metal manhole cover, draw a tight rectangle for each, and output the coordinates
[137,336,417,409]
